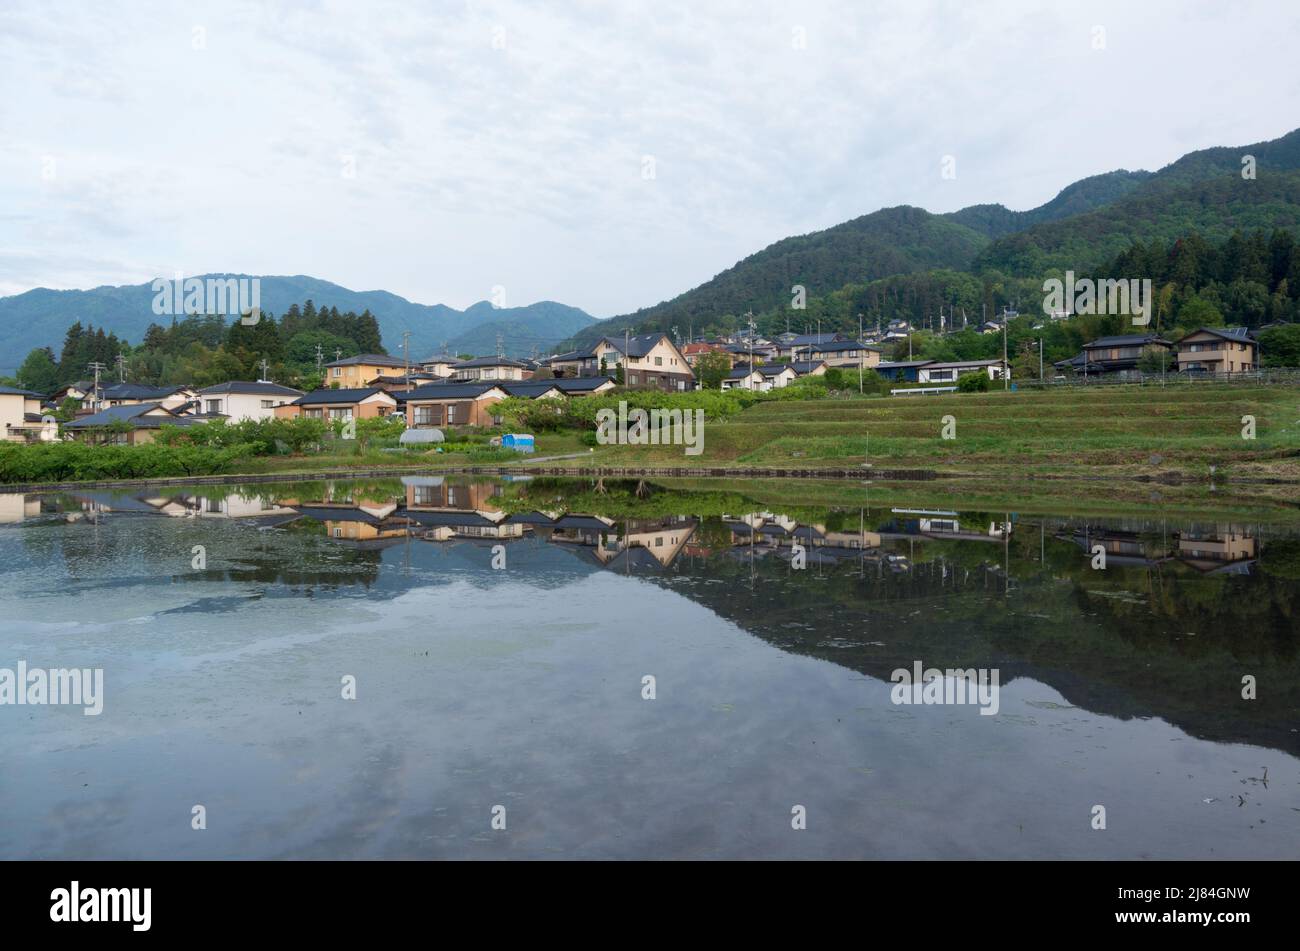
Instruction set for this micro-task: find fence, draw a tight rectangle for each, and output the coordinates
[1017,368,1300,389]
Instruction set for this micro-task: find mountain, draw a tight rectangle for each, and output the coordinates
[0,275,597,370]
[973,129,1300,276]
[565,206,989,348]
[561,126,1300,349]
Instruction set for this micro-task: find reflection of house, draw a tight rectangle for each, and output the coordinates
[0,493,40,523]
[1173,327,1258,374]
[1176,530,1257,574]
[404,478,504,512]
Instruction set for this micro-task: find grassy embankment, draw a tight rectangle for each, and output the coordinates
[547,383,1300,482]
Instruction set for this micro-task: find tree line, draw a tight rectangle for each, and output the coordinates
[6,300,387,395]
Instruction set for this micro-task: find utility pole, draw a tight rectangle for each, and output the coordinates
[402,330,413,391]
[1002,311,1009,391]
[88,361,106,412]
[259,357,270,382]
[745,311,756,389]
[1038,337,1043,380]
[115,352,127,383]
[315,343,324,373]
[858,313,864,394]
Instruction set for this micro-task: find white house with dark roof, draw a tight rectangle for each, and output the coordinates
[196,381,305,420]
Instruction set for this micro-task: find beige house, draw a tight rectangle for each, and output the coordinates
[323,354,410,388]
[282,387,399,421]
[417,355,460,378]
[0,386,57,443]
[405,382,509,429]
[803,340,883,369]
[548,333,694,391]
[196,381,304,420]
[1174,327,1258,374]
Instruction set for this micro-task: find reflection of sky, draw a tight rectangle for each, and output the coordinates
[0,508,1297,859]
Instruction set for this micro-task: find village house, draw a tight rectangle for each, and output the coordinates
[681,342,734,368]
[64,402,209,445]
[803,339,883,369]
[195,381,305,420]
[875,360,934,383]
[777,332,845,360]
[279,387,399,422]
[85,382,196,414]
[404,381,510,429]
[1173,326,1259,374]
[449,356,534,382]
[417,355,460,378]
[1053,334,1172,377]
[917,359,1007,384]
[0,386,58,443]
[323,354,410,388]
[548,333,694,391]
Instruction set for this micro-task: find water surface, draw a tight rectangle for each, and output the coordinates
[1,476,1296,859]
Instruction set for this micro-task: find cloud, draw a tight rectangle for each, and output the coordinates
[0,0,1296,317]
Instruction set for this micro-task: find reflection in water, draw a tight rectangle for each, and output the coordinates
[1,477,1297,859]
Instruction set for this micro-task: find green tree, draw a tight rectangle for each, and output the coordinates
[694,351,731,390]
[17,347,60,394]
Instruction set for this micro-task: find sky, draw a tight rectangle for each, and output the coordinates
[1,0,1297,317]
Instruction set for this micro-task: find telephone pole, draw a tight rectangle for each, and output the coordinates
[88,361,106,412]
[115,352,127,383]
[259,357,271,382]
[402,330,413,391]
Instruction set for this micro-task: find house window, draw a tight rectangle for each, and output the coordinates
[655,356,663,366]
[261,400,275,409]
[332,528,342,538]
[629,374,638,384]
[305,409,323,419]
[333,367,341,377]
[447,405,458,424]
[329,408,353,420]
[205,400,222,414]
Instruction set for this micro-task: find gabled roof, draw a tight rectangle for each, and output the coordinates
[452,356,531,369]
[805,340,882,354]
[197,381,305,397]
[789,360,827,374]
[418,354,459,365]
[1083,334,1171,349]
[785,332,846,346]
[1174,326,1257,345]
[294,387,396,406]
[597,333,672,359]
[500,377,615,397]
[877,360,935,370]
[64,402,207,430]
[726,366,764,379]
[404,382,508,400]
[100,382,188,401]
[923,359,1004,369]
[323,353,406,368]
[0,385,45,398]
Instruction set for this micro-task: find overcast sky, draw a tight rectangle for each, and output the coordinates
[1,0,1296,316]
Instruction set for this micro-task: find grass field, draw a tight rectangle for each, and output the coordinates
[563,383,1300,482]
